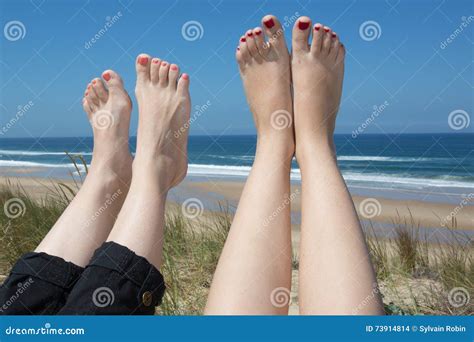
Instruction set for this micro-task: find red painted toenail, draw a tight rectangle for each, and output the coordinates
[332,32,337,38]
[171,65,178,71]
[298,21,310,30]
[182,73,189,80]
[92,80,96,85]
[247,31,253,37]
[102,72,111,81]
[152,59,160,64]
[162,62,167,67]
[138,56,149,66]
[240,37,246,42]
[255,30,262,35]
[314,24,321,31]
[85,92,88,96]
[263,18,275,28]
[237,47,240,51]
[324,27,330,32]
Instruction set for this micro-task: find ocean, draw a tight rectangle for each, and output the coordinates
[1,134,473,203]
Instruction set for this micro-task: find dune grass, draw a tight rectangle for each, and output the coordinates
[0,178,472,315]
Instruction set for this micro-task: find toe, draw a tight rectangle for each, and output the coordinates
[136,53,151,83]
[168,64,180,89]
[86,83,100,106]
[239,36,251,61]
[336,43,345,66]
[292,16,311,52]
[158,61,170,86]
[261,15,287,52]
[321,26,332,56]
[92,78,108,103]
[236,47,245,67]
[177,73,190,95]
[150,58,161,83]
[253,27,268,58]
[102,69,124,94]
[311,24,324,55]
[82,98,92,116]
[245,30,262,61]
[329,32,340,60]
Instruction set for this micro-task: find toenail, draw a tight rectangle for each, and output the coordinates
[247,31,253,37]
[161,62,167,67]
[85,92,88,96]
[171,65,178,71]
[298,21,310,30]
[324,26,330,32]
[314,24,321,31]
[255,29,262,35]
[263,18,275,29]
[92,80,96,85]
[332,32,337,38]
[182,73,189,80]
[240,37,246,42]
[152,59,160,64]
[237,47,240,51]
[102,72,111,81]
[138,56,149,66]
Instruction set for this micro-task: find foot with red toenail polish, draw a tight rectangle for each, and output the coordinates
[236,15,294,159]
[290,17,345,160]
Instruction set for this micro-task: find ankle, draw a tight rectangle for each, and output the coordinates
[256,133,295,159]
[295,137,336,166]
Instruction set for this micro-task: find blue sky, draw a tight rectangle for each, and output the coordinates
[0,0,472,138]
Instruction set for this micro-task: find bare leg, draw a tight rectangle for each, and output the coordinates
[106,55,190,270]
[292,17,384,314]
[205,16,294,315]
[36,71,132,267]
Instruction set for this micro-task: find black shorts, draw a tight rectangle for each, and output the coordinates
[0,242,165,315]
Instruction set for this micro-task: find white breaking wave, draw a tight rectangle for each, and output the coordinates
[337,156,448,162]
[1,159,473,189]
[187,164,474,189]
[0,160,86,170]
[0,149,92,156]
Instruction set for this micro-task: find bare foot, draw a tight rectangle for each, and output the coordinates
[237,15,294,157]
[133,54,191,190]
[291,17,345,159]
[83,70,133,185]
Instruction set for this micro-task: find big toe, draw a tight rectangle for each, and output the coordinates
[102,69,125,94]
[136,54,151,83]
[261,15,288,55]
[292,16,312,52]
